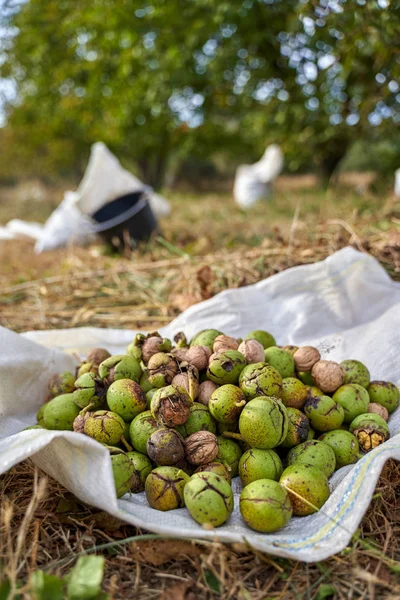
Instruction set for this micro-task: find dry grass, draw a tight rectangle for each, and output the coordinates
[1,184,400,598]
[1,189,400,332]
[1,460,400,599]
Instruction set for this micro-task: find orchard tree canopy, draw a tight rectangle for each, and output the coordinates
[0,0,399,186]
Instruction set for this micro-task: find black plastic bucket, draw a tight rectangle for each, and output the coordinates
[91,191,158,249]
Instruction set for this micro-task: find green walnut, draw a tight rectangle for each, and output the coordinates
[349,413,390,452]
[184,472,234,527]
[106,378,146,421]
[150,385,193,427]
[43,394,81,431]
[340,359,370,388]
[207,350,246,385]
[240,479,292,533]
[306,386,324,400]
[84,410,125,445]
[280,377,307,409]
[76,361,98,379]
[129,410,159,454]
[245,330,276,349]
[217,422,238,435]
[194,460,232,483]
[216,437,243,477]
[139,370,154,394]
[147,353,178,388]
[48,371,75,399]
[297,371,315,386]
[318,430,360,468]
[303,395,345,432]
[280,464,330,516]
[190,329,222,351]
[145,466,190,511]
[125,343,142,361]
[332,384,370,423]
[146,428,185,465]
[145,388,157,408]
[280,408,310,448]
[111,453,137,498]
[36,403,47,427]
[73,372,107,410]
[176,403,217,437]
[367,381,400,414]
[238,363,282,399]
[239,448,283,486]
[99,354,142,385]
[264,347,295,378]
[282,345,299,356]
[126,451,153,492]
[208,384,246,424]
[239,397,288,449]
[307,428,316,440]
[287,440,336,477]
[133,333,172,364]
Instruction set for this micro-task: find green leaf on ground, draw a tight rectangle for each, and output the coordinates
[30,571,64,600]
[67,556,105,600]
[315,583,337,599]
[203,569,221,593]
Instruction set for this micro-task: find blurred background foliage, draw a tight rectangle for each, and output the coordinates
[0,0,399,188]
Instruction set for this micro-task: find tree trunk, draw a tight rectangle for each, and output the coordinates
[138,149,169,190]
[317,138,350,185]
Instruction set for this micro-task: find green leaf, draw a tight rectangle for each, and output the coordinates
[203,569,221,593]
[0,580,11,600]
[30,571,64,600]
[67,556,105,600]
[315,583,337,600]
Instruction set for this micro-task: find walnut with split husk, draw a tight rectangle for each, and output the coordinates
[73,411,92,433]
[174,331,188,348]
[171,362,200,400]
[137,333,172,364]
[147,353,178,388]
[150,385,193,427]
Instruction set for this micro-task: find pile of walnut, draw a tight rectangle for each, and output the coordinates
[29,329,399,533]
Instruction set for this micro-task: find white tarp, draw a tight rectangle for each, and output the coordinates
[0,142,170,250]
[0,247,399,562]
[233,144,284,209]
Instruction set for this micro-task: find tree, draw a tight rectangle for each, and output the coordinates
[1,0,399,185]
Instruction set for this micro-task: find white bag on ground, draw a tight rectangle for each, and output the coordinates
[34,142,171,252]
[1,247,399,562]
[395,168,400,198]
[234,144,284,209]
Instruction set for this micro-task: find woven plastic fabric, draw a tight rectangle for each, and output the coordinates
[1,247,399,561]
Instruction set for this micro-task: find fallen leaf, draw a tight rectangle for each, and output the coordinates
[129,539,201,566]
[159,581,197,600]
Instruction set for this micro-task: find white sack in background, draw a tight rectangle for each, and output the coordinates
[0,141,171,251]
[234,144,284,209]
[1,247,400,562]
[74,142,171,218]
[35,143,171,252]
[395,168,400,198]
